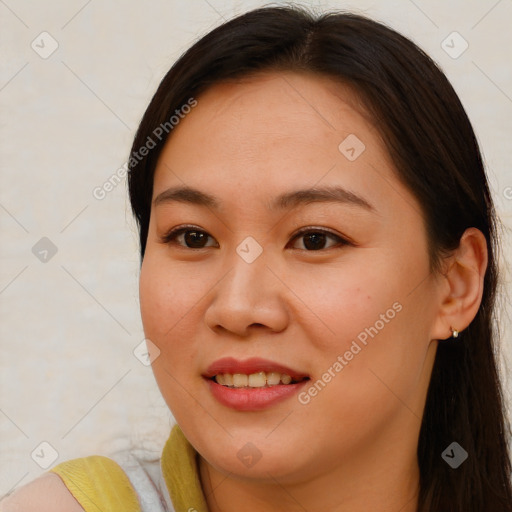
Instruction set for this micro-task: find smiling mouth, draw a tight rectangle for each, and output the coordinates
[211,372,309,388]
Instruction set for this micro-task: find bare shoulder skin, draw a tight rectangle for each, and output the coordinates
[0,473,84,512]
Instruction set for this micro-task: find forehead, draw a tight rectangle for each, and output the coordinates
[152,72,399,211]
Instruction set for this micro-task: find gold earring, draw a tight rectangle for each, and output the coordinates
[451,327,459,339]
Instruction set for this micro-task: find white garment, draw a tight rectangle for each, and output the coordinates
[111,450,175,512]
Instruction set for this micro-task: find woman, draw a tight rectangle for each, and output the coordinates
[2,5,510,512]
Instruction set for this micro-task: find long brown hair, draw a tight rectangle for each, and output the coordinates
[127,6,512,510]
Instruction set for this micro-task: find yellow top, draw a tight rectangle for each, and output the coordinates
[49,425,209,512]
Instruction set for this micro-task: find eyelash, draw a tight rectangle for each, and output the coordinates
[160,224,351,251]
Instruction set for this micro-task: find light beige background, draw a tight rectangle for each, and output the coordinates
[1,0,511,496]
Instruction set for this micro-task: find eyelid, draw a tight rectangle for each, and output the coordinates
[160,224,219,247]
[287,226,352,249]
[160,224,352,250]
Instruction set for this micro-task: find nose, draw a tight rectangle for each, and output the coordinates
[204,251,289,338]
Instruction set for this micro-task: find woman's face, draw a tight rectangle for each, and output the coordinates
[139,72,442,482]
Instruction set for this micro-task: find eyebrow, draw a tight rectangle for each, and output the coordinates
[153,185,375,212]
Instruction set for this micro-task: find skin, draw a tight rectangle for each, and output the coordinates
[138,72,487,512]
[0,473,84,511]
[1,72,487,512]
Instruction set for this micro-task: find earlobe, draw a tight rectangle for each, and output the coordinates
[431,227,488,341]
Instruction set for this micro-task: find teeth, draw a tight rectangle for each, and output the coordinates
[267,372,281,386]
[248,372,267,387]
[214,371,298,388]
[281,374,292,385]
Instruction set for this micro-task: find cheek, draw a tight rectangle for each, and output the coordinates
[297,258,435,418]
[139,253,207,334]
[289,256,404,353]
[291,249,434,403]
[138,253,207,368]
[139,254,208,413]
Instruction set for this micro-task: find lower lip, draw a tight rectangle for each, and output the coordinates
[205,378,309,411]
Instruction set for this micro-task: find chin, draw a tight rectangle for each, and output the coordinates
[207,444,308,483]
[188,426,309,480]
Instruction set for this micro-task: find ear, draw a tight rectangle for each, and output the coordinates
[431,227,488,340]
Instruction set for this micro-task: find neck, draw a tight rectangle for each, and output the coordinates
[198,439,420,512]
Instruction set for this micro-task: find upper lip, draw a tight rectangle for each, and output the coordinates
[203,357,309,380]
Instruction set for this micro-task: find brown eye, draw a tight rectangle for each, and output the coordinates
[289,229,348,251]
[161,226,218,249]
[303,232,327,250]
[183,230,209,248]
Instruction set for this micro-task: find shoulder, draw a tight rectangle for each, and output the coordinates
[0,472,84,511]
[1,455,141,512]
